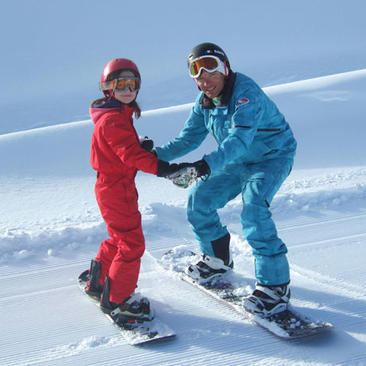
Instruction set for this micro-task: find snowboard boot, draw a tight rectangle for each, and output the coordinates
[79,259,104,300]
[243,283,291,318]
[185,254,233,284]
[100,277,153,329]
[185,233,233,284]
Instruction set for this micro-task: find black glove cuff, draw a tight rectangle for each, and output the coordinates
[157,160,171,177]
[195,159,211,177]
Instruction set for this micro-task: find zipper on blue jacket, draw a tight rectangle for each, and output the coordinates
[257,128,281,132]
[211,124,219,144]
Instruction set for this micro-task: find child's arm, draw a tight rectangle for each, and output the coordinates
[102,114,158,175]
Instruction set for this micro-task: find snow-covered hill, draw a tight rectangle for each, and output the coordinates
[2,0,366,135]
[1,68,366,365]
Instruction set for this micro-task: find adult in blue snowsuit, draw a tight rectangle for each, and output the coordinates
[156,43,297,317]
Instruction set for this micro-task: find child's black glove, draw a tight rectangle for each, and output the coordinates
[139,136,154,152]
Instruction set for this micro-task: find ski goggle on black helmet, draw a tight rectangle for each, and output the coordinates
[188,42,230,79]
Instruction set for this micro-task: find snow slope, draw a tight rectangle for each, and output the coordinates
[2,0,366,135]
[1,69,366,365]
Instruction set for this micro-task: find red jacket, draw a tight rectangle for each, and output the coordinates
[90,98,158,179]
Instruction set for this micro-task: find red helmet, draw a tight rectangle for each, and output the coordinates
[101,58,140,82]
[100,58,141,96]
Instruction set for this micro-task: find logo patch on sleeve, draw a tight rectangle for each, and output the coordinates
[235,97,249,109]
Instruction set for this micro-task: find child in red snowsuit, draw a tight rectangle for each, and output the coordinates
[80,58,189,325]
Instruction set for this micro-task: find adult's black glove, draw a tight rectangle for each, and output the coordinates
[157,160,192,178]
[192,159,211,178]
[139,136,154,152]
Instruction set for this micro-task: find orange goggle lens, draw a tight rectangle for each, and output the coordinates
[189,56,220,78]
[115,77,140,91]
[100,77,140,92]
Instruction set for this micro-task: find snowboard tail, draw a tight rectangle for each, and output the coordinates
[78,271,175,345]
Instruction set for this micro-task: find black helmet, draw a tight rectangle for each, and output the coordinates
[187,42,230,70]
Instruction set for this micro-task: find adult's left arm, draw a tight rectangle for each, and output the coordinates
[155,99,209,162]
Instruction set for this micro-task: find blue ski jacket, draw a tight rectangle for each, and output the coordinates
[155,72,297,173]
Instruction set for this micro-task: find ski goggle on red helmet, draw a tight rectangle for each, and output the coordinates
[99,77,140,93]
[189,55,227,78]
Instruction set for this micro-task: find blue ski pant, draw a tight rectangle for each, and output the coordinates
[187,158,293,286]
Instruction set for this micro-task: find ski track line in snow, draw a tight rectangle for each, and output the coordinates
[278,212,366,233]
[291,263,366,303]
[0,258,90,279]
[290,232,366,251]
[282,213,366,300]
[0,284,76,303]
[336,354,366,366]
[2,335,125,366]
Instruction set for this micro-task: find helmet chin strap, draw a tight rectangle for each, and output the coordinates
[223,61,229,77]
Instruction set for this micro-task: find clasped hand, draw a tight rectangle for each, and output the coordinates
[157,159,211,188]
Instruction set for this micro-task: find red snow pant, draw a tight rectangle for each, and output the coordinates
[94,174,145,303]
